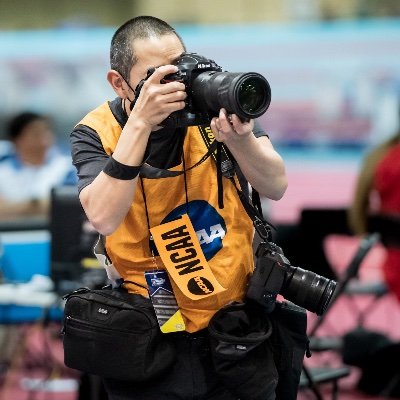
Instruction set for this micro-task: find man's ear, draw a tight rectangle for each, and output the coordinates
[107,70,127,98]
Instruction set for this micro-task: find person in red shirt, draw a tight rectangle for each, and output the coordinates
[372,141,400,301]
[349,131,400,301]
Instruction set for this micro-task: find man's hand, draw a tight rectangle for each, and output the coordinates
[129,65,187,130]
[210,108,255,144]
[210,108,287,201]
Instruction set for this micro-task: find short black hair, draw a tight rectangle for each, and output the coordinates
[7,112,47,141]
[110,16,185,81]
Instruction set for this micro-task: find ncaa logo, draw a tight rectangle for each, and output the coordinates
[162,200,226,260]
[187,276,215,295]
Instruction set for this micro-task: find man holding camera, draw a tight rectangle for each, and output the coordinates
[70,15,287,400]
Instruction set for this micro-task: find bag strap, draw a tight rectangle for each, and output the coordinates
[228,176,274,241]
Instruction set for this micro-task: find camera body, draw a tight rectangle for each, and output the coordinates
[246,241,336,316]
[133,52,271,128]
[161,53,223,127]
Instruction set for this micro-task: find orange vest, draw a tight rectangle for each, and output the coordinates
[78,102,255,332]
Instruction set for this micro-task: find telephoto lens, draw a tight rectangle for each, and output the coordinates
[281,266,337,316]
[191,71,271,120]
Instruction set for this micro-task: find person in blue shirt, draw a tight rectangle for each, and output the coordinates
[0,111,76,220]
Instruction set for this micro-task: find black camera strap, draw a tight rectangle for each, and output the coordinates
[139,138,218,179]
[139,137,227,210]
[198,125,235,209]
[138,125,229,208]
[228,176,274,241]
[197,125,236,179]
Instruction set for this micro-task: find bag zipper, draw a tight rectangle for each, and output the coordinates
[63,315,148,336]
[62,287,91,300]
[62,289,156,333]
[65,289,153,314]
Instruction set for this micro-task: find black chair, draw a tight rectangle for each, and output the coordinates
[49,185,104,294]
[299,366,350,400]
[368,213,400,249]
[324,212,400,330]
[298,207,352,280]
[300,233,380,400]
[296,208,389,332]
[314,231,387,336]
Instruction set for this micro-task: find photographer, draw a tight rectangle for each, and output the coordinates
[70,16,287,400]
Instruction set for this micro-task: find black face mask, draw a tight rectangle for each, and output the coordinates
[119,68,156,111]
[128,84,137,111]
[124,80,136,111]
[116,71,136,110]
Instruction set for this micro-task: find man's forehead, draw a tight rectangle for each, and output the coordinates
[133,35,184,61]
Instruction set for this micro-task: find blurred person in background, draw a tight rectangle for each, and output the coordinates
[0,111,76,221]
[348,128,400,302]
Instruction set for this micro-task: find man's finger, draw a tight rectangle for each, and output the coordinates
[218,109,233,131]
[147,65,179,83]
[142,65,185,94]
[230,114,254,134]
[230,114,243,131]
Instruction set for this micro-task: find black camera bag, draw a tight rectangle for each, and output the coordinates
[208,300,308,400]
[208,301,278,400]
[269,301,309,400]
[62,285,176,381]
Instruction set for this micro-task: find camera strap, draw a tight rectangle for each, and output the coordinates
[228,176,274,241]
[197,125,274,241]
[138,126,228,209]
[197,125,235,179]
[139,138,218,179]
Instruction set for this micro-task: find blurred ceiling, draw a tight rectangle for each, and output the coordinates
[1,0,400,30]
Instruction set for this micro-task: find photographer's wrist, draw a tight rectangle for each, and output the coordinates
[103,156,142,180]
[125,115,152,135]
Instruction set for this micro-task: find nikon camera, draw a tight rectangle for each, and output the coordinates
[134,52,272,128]
[246,241,337,315]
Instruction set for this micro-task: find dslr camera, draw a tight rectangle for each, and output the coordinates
[134,52,272,128]
[246,241,337,315]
